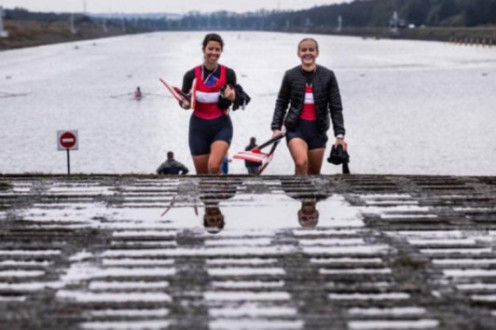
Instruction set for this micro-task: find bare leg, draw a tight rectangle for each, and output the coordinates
[193,154,209,174]
[307,148,325,175]
[208,141,229,175]
[288,138,309,176]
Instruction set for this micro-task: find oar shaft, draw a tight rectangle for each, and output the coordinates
[255,134,285,151]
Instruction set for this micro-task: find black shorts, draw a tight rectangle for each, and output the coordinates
[286,119,328,150]
[189,114,233,156]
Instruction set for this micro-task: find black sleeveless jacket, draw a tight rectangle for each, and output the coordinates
[271,65,345,136]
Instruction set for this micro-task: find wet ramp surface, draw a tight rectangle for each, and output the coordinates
[1,174,496,329]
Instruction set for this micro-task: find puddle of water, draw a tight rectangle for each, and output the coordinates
[157,193,363,234]
[348,307,427,316]
[348,319,439,330]
[88,309,169,317]
[80,320,170,330]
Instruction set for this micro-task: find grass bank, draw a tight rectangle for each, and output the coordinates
[0,20,129,50]
[2,21,495,50]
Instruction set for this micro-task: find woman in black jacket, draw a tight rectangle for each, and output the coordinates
[271,38,347,175]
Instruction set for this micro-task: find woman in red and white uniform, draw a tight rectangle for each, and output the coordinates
[271,38,347,175]
[180,33,237,174]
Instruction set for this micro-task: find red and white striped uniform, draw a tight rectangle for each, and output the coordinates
[300,84,317,121]
[193,65,227,119]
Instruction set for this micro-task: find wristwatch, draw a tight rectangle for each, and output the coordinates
[336,134,344,140]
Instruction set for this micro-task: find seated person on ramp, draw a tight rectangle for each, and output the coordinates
[156,151,189,175]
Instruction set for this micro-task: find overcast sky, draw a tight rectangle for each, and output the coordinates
[1,0,351,14]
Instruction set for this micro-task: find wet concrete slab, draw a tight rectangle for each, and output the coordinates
[1,174,496,329]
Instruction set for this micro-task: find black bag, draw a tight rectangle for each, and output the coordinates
[327,144,350,174]
[220,84,251,111]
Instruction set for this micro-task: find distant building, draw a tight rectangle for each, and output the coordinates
[389,11,407,32]
[389,11,398,33]
[70,13,77,34]
[0,6,9,38]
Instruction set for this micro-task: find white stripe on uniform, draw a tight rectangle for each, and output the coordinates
[304,92,314,104]
[195,91,220,103]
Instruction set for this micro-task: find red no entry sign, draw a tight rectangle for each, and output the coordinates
[57,130,79,151]
[60,132,76,148]
[57,130,78,175]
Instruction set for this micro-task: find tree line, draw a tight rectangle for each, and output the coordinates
[4,0,496,32]
[150,0,496,30]
[271,0,496,29]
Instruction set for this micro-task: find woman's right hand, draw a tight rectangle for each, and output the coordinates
[272,127,286,138]
[181,100,191,110]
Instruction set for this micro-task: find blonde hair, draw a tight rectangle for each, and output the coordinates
[298,38,319,51]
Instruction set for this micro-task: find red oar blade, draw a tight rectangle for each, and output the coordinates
[159,78,189,103]
[234,133,284,175]
[233,151,270,164]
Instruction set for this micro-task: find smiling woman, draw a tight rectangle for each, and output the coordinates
[178,33,238,175]
[271,37,347,176]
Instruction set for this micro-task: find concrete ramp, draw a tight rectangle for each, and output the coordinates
[1,174,496,329]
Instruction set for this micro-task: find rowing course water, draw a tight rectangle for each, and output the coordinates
[0,31,495,175]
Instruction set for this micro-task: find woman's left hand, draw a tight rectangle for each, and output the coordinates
[334,138,347,151]
[223,85,235,102]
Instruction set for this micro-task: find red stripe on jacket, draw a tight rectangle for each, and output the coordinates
[300,85,317,121]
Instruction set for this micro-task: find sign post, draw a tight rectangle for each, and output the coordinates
[57,130,78,175]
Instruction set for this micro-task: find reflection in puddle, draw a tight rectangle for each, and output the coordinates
[159,178,363,234]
